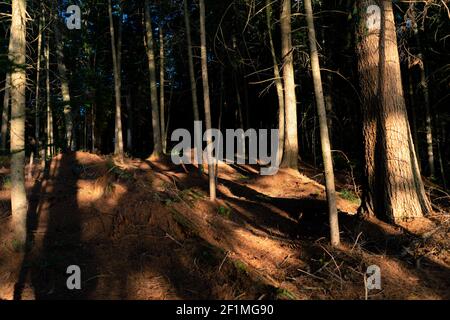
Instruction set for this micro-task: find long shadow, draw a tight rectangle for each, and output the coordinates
[22,153,98,299]
[13,159,49,299]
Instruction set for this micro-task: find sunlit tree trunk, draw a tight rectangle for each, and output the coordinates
[357,0,431,223]
[1,72,10,151]
[108,0,124,158]
[159,25,166,154]
[280,0,298,170]
[144,0,162,158]
[54,24,74,151]
[266,0,284,167]
[305,0,340,246]
[9,0,28,245]
[199,0,216,201]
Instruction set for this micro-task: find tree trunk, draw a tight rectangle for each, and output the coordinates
[159,25,166,154]
[305,0,340,246]
[280,0,298,170]
[9,0,28,245]
[183,0,202,171]
[34,10,43,158]
[144,0,162,158]
[407,71,420,161]
[357,0,432,223]
[45,32,53,158]
[108,0,124,158]
[199,0,216,201]
[54,24,74,151]
[1,72,10,151]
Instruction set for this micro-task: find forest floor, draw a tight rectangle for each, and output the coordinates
[0,151,449,300]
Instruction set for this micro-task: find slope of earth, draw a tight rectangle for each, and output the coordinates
[0,152,449,299]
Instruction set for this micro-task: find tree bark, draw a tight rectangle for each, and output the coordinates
[280,0,298,170]
[357,0,432,223]
[54,24,74,151]
[108,0,124,158]
[199,0,216,201]
[34,10,43,158]
[265,0,284,166]
[305,0,340,246]
[159,25,166,154]
[45,32,53,158]
[9,0,28,245]
[1,72,10,151]
[183,0,202,171]
[144,0,163,158]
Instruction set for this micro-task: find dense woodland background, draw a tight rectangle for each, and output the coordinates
[0,0,449,300]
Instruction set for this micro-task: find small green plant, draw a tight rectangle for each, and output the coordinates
[233,259,248,274]
[217,205,232,219]
[276,288,297,300]
[339,189,360,204]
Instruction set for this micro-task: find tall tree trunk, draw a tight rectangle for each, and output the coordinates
[357,0,432,223]
[280,0,298,170]
[108,0,124,158]
[265,0,284,167]
[45,32,53,158]
[144,0,162,158]
[9,0,28,245]
[183,0,202,171]
[54,24,74,151]
[305,0,340,246]
[1,72,10,151]
[34,10,43,158]
[199,0,216,201]
[159,25,166,154]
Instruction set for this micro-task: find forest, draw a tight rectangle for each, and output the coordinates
[0,0,449,301]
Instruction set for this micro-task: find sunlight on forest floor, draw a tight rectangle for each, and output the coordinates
[0,152,449,300]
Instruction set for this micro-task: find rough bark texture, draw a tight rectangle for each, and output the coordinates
[280,0,298,170]
[9,0,29,244]
[357,0,432,223]
[144,0,163,157]
[108,0,124,157]
[305,0,340,246]
[199,0,216,201]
